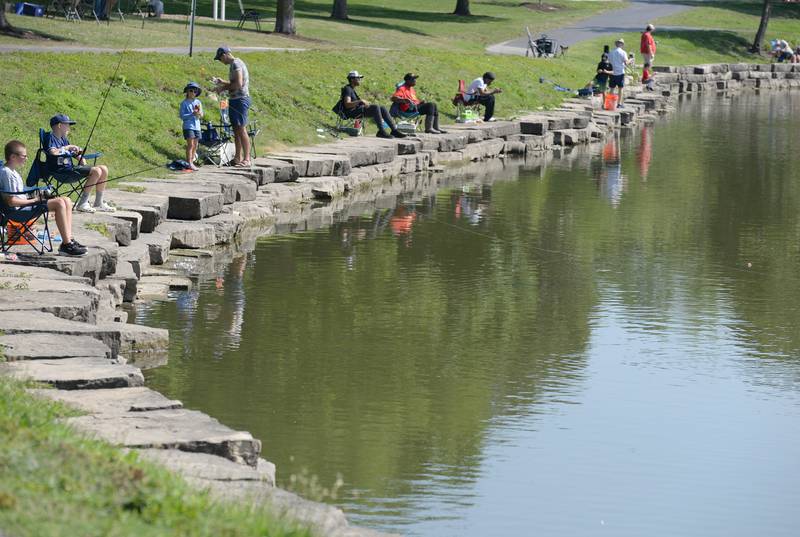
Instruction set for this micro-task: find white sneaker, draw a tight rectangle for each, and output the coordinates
[76,201,96,213]
[94,201,116,213]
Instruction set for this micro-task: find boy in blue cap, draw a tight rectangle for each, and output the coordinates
[46,114,114,213]
[180,82,204,171]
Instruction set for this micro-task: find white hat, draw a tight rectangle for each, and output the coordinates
[646,24,655,31]
[347,70,364,79]
[616,37,625,45]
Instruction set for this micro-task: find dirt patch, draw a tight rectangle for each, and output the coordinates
[521,2,563,12]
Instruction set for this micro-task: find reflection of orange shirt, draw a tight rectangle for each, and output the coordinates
[602,139,618,162]
[392,84,420,112]
[390,209,416,235]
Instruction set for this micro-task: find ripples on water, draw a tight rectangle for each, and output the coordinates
[141,92,800,537]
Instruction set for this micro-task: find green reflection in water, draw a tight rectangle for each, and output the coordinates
[142,91,800,537]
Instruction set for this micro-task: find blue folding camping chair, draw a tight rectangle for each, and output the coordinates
[0,162,54,255]
[390,99,421,135]
[27,128,102,200]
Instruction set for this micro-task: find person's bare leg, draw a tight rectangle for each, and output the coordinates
[237,126,251,164]
[233,129,243,163]
[48,198,72,243]
[185,141,193,164]
[96,165,108,192]
[82,168,100,193]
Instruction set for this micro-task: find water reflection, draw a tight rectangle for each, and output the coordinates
[141,91,800,537]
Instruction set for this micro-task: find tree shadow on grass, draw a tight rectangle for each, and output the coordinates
[295,0,502,24]
[658,28,754,55]
[0,26,70,42]
[676,0,800,21]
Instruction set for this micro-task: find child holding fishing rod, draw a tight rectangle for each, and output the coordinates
[180,82,204,171]
[46,114,115,213]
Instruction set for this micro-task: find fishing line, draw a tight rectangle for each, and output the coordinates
[81,32,135,160]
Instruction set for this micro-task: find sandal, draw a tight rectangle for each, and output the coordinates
[235,161,251,167]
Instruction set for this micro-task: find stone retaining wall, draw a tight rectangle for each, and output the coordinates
[0,63,793,536]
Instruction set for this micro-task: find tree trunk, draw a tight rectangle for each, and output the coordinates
[751,0,771,53]
[453,0,471,16]
[275,0,296,34]
[0,8,10,29]
[331,0,348,20]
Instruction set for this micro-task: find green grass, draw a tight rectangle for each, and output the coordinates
[2,0,622,51]
[0,375,311,537]
[656,1,800,50]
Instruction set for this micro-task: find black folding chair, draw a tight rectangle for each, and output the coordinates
[0,183,54,255]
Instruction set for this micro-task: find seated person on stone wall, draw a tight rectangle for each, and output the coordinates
[390,73,447,134]
[464,72,502,122]
[0,140,87,256]
[46,114,114,213]
[334,71,406,139]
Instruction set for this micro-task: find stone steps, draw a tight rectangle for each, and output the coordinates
[1,357,144,390]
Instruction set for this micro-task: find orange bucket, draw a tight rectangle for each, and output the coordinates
[603,93,619,111]
[6,220,36,245]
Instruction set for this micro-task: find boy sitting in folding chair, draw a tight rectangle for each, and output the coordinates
[391,73,447,134]
[1,140,87,256]
[45,114,114,213]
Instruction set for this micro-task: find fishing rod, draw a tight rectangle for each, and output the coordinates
[79,33,134,163]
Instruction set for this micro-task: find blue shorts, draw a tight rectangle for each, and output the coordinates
[610,74,625,88]
[229,97,251,127]
[183,129,201,140]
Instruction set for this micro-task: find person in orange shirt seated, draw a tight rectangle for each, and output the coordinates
[391,73,447,134]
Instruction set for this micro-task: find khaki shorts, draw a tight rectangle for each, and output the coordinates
[642,53,655,66]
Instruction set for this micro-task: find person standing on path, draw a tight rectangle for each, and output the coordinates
[212,46,251,167]
[609,38,631,108]
[640,24,656,71]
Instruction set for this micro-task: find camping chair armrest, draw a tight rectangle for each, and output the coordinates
[82,152,102,160]
[0,186,50,196]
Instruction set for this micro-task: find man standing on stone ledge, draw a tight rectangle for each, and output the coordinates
[213,46,252,167]
[641,24,657,69]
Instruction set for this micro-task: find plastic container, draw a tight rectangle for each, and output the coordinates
[15,2,45,16]
[603,93,619,111]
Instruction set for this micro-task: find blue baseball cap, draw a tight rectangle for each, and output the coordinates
[214,46,231,61]
[183,82,202,96]
[50,114,77,127]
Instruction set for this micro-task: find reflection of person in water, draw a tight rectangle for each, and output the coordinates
[390,206,417,236]
[598,135,626,207]
[637,126,653,180]
[454,184,491,226]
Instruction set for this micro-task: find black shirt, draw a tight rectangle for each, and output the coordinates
[596,61,612,82]
[341,85,360,106]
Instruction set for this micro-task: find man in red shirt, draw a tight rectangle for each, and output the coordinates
[640,24,656,67]
[391,73,447,134]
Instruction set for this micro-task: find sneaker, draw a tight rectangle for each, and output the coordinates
[486,118,498,122]
[59,240,87,257]
[75,201,96,213]
[390,130,407,139]
[94,201,116,213]
[376,131,392,139]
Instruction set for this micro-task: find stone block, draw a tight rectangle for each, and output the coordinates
[0,333,111,361]
[112,259,138,303]
[252,158,300,182]
[165,191,225,220]
[155,221,217,249]
[30,387,182,414]
[137,449,275,487]
[68,408,262,466]
[143,232,172,265]
[118,239,151,278]
[0,357,144,390]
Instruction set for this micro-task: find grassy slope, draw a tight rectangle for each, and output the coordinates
[0,377,310,537]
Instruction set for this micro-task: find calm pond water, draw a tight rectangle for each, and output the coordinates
[140,92,800,537]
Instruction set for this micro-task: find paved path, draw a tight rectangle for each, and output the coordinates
[487,0,693,56]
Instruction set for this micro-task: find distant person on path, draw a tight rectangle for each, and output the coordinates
[180,82,204,171]
[391,73,447,134]
[336,71,406,139]
[465,72,502,122]
[1,140,87,256]
[45,114,114,213]
[595,52,614,99]
[609,39,632,108]
[213,46,251,167]
[640,24,656,67]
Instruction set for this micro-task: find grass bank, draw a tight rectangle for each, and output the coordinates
[0,375,310,537]
[0,0,790,180]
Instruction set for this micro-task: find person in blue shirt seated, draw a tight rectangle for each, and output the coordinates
[0,140,87,256]
[46,114,114,213]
